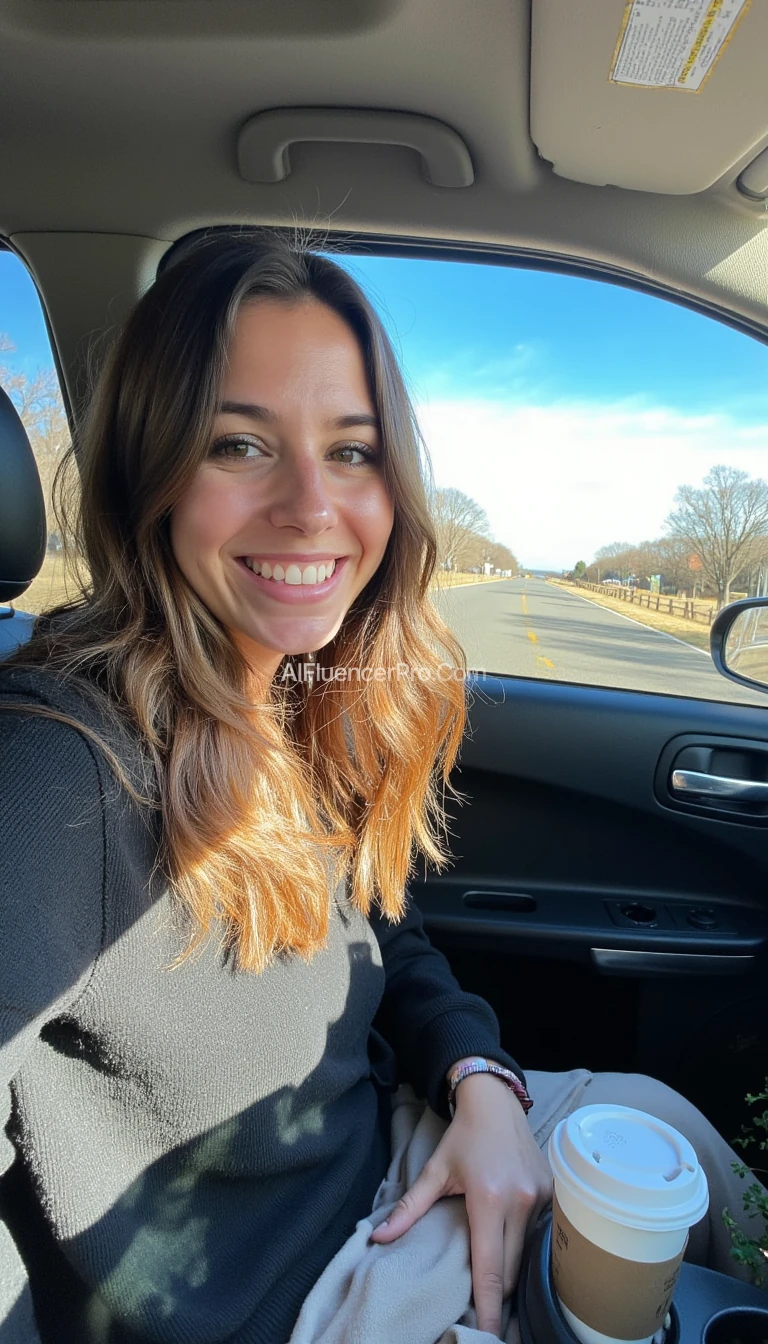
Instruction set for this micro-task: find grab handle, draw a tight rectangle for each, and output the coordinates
[237,108,474,187]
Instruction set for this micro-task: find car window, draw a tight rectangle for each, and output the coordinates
[0,248,79,615]
[337,252,768,708]
[5,243,768,710]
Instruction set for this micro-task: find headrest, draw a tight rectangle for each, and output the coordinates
[0,386,46,603]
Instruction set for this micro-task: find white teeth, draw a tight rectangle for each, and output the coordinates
[244,558,338,584]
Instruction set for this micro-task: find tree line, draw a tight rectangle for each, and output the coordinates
[429,486,519,576]
[1,338,520,578]
[572,465,768,608]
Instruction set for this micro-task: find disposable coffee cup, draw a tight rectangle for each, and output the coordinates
[547,1104,709,1344]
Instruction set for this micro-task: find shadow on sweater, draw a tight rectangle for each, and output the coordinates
[2,934,396,1344]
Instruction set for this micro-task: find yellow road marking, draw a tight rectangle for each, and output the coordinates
[521,591,553,667]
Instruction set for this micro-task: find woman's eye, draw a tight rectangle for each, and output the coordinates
[209,437,377,465]
[330,443,377,465]
[211,435,265,460]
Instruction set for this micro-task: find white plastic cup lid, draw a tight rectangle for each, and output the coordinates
[548,1103,709,1232]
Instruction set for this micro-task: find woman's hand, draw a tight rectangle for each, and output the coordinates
[368,1072,552,1339]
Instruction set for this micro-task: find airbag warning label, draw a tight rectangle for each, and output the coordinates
[610,0,751,92]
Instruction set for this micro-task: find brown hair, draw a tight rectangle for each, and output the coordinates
[3,229,467,971]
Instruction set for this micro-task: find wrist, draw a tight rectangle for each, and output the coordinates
[453,1070,514,1105]
[446,1056,533,1119]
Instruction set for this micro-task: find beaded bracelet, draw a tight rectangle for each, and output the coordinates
[447,1057,533,1119]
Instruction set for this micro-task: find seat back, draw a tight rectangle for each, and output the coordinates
[0,385,46,655]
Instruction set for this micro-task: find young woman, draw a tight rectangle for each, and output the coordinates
[0,233,761,1344]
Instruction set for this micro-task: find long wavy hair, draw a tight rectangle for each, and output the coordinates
[2,230,467,972]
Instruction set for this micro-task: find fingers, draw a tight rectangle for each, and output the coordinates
[368,1158,446,1243]
[501,1213,526,1303]
[468,1179,546,1338]
[466,1188,506,1338]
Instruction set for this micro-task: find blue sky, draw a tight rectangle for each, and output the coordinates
[0,252,54,379]
[3,247,768,569]
[342,254,768,417]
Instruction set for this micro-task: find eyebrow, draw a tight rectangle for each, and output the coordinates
[218,400,380,432]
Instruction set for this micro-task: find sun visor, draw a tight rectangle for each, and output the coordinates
[531,0,768,195]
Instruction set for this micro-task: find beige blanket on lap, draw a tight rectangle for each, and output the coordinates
[290,1069,591,1344]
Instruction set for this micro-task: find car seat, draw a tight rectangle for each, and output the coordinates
[0,385,46,656]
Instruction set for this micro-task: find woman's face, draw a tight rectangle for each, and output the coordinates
[170,297,395,682]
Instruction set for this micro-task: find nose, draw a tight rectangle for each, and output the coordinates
[267,451,339,534]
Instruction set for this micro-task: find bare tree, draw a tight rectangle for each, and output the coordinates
[593,542,633,582]
[733,534,768,597]
[487,541,519,574]
[594,541,634,561]
[665,465,768,608]
[430,487,491,571]
[588,541,635,583]
[460,530,492,571]
[653,536,696,595]
[0,334,71,539]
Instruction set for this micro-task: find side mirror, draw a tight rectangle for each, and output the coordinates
[710,597,768,694]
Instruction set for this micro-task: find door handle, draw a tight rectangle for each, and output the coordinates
[670,769,768,802]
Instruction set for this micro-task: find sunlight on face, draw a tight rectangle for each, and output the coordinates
[170,298,395,683]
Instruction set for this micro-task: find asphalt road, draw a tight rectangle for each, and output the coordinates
[431,577,768,708]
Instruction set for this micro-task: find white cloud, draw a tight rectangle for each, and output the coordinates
[416,396,768,570]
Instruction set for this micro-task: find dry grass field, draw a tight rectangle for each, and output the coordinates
[13,554,83,616]
[552,579,712,651]
[431,572,507,590]
[13,557,506,617]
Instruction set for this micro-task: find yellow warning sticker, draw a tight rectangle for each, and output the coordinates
[609,0,751,92]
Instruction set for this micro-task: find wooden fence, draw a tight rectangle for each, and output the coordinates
[572,580,717,625]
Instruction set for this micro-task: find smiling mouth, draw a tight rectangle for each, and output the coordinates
[241,558,339,587]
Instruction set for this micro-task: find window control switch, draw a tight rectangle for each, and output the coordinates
[604,900,673,930]
[665,904,736,935]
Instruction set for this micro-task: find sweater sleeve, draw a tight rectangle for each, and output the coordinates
[0,703,106,1342]
[368,891,526,1121]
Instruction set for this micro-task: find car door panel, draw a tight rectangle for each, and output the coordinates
[412,674,768,1138]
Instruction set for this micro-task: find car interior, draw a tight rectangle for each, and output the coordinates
[1,0,768,1328]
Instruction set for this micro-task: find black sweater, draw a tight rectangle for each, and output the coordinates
[0,666,523,1343]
